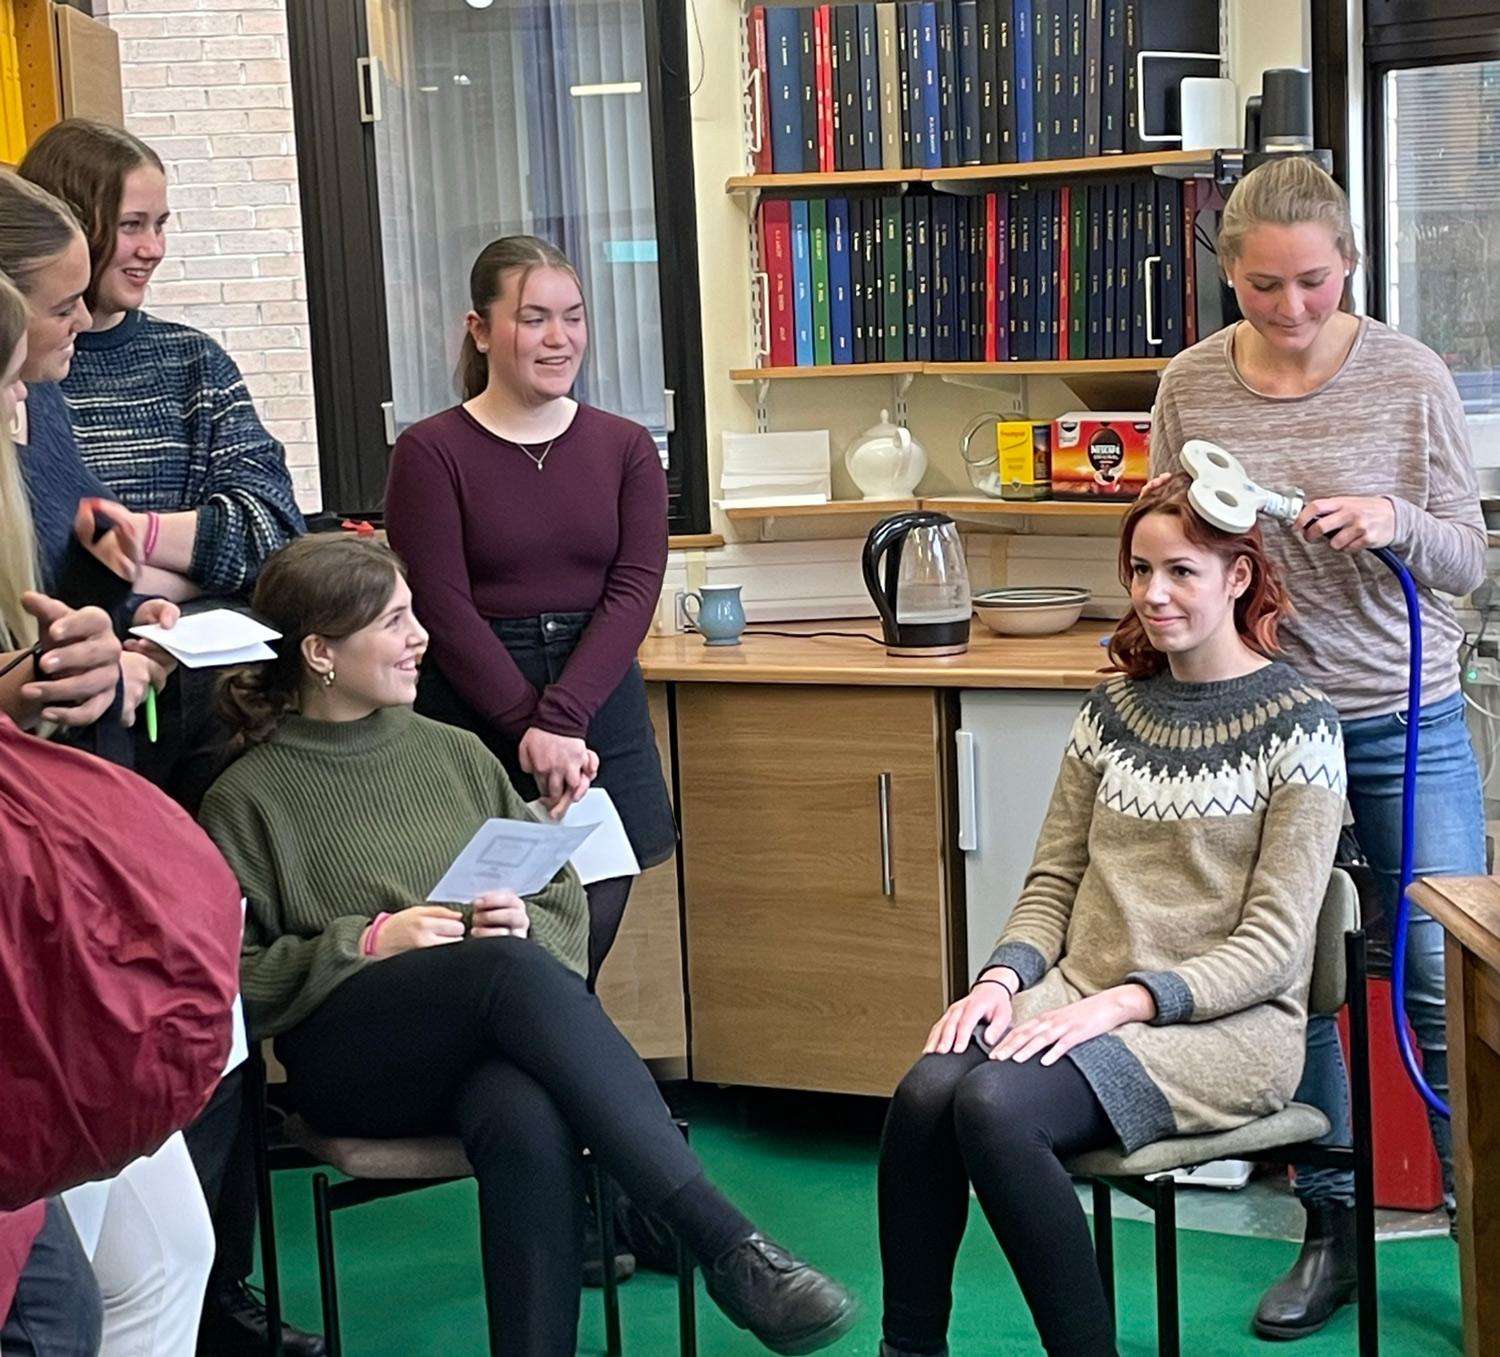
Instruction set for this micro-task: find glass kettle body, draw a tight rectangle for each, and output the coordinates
[862,512,972,656]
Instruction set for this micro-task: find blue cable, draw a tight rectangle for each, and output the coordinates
[1372,545,1451,1121]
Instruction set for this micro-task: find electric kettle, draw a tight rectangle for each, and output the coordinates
[862,511,972,657]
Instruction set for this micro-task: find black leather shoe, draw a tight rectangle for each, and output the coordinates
[581,1212,637,1288]
[1252,1202,1358,1340]
[197,1280,327,1357]
[704,1233,858,1355]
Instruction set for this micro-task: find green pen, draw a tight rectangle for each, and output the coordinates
[145,683,158,743]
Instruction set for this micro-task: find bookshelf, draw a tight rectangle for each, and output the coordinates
[726,496,1128,522]
[726,148,1215,194]
[730,358,1167,381]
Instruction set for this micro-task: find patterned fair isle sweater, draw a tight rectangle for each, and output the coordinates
[62,310,304,598]
[985,662,1346,1153]
[198,706,590,1040]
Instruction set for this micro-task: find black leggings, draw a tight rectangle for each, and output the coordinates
[277,939,751,1356]
[584,875,633,990]
[879,1046,1118,1357]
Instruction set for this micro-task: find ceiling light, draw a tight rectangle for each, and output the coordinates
[465,0,494,8]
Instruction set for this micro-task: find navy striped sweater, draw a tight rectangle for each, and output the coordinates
[62,310,304,598]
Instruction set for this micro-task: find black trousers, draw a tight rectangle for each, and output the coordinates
[181,1067,258,1290]
[276,938,746,1357]
[879,1047,1118,1357]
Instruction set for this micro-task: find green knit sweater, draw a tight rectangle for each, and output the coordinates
[198,706,590,1039]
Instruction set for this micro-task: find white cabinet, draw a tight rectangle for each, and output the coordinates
[957,689,1085,979]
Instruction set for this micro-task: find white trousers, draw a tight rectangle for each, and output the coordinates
[61,1133,213,1357]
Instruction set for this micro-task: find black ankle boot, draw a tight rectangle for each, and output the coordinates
[704,1233,858,1355]
[197,1280,327,1357]
[1252,1202,1358,1340]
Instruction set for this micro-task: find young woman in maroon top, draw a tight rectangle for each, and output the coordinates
[385,236,675,988]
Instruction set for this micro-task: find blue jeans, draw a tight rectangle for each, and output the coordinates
[1293,691,1485,1211]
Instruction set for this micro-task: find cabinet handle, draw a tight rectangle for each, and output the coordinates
[956,729,977,852]
[877,771,894,898]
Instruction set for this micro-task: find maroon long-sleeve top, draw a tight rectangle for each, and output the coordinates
[384,403,668,741]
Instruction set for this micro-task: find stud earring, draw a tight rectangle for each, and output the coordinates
[322,669,336,688]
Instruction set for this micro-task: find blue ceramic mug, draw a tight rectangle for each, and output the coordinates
[683,584,747,646]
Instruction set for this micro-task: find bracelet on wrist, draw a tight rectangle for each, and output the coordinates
[141,511,161,565]
[362,911,392,957]
[972,975,1018,997]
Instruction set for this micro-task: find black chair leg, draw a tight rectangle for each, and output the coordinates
[1346,933,1379,1357]
[591,1161,623,1357]
[1090,1179,1116,1322]
[675,1233,698,1357]
[247,1058,285,1357]
[1152,1178,1180,1357]
[312,1173,343,1357]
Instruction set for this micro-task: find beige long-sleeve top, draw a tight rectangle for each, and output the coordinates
[1150,318,1486,719]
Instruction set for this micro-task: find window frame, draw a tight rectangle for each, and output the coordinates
[1360,1,1500,326]
[285,0,711,534]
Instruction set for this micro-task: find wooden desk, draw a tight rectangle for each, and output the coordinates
[1407,875,1500,1357]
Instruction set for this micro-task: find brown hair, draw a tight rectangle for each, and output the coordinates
[19,119,164,313]
[0,171,84,297]
[1218,155,1361,273]
[1107,473,1293,679]
[459,235,582,401]
[218,536,407,752]
[0,273,39,647]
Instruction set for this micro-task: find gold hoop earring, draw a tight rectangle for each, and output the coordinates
[322,669,336,689]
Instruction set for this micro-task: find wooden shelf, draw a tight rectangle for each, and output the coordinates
[925,358,1168,376]
[723,498,920,521]
[731,359,1165,382]
[726,148,1216,194]
[730,362,922,381]
[922,497,1128,518]
[724,496,1129,521]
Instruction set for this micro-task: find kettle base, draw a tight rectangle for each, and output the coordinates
[885,642,970,657]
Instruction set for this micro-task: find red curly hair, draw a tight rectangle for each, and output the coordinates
[1107,473,1294,679]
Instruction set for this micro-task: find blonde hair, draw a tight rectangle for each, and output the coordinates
[0,272,39,648]
[1218,155,1361,272]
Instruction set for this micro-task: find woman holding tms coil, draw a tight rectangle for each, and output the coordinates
[1149,153,1486,1340]
[385,235,674,990]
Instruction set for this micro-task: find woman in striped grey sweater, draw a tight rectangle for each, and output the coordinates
[877,478,1346,1357]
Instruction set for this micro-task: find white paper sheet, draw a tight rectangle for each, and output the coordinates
[525,787,640,885]
[428,818,596,902]
[130,609,281,669]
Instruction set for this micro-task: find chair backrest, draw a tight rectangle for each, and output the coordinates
[1308,867,1359,1016]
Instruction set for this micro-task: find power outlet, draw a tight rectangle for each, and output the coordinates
[1466,656,1500,689]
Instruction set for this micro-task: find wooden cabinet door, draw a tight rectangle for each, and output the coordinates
[677,684,953,1096]
[596,683,687,1069]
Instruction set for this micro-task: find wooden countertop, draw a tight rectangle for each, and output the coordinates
[638,619,1115,688]
[1409,877,1500,971]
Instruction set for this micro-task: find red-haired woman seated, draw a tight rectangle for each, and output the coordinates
[876,475,1349,1357]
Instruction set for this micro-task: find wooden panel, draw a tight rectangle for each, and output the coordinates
[595,682,687,1066]
[14,0,58,143]
[637,619,1109,690]
[677,684,951,1096]
[53,4,121,127]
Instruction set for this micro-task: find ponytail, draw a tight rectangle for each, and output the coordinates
[458,332,488,402]
[215,536,408,756]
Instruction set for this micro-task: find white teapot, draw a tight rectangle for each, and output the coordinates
[844,410,927,500]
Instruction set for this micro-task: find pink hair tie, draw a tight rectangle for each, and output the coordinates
[362,911,392,957]
[141,511,161,565]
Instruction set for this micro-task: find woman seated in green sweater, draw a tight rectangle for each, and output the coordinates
[197,535,855,1357]
[877,477,1348,1357]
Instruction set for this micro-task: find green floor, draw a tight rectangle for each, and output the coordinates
[260,1086,1462,1356]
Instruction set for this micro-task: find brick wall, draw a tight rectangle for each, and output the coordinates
[97,0,321,512]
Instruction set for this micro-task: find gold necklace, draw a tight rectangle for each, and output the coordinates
[505,436,556,471]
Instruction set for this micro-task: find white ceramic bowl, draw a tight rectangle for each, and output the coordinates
[973,587,1091,637]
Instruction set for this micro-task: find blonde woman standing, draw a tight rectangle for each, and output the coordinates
[1149,154,1485,1339]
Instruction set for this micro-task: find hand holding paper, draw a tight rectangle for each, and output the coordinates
[129,608,281,669]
